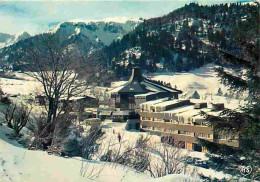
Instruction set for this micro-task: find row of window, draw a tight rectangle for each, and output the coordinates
[143,126,211,139]
[145,125,238,141]
[142,117,211,127]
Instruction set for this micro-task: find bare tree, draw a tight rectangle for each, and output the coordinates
[147,142,187,178]
[4,104,17,128]
[19,34,102,148]
[4,103,32,136]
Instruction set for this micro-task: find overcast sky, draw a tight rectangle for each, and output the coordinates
[0,0,251,35]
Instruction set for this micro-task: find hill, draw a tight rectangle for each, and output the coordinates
[0,32,31,49]
[0,2,258,80]
[104,2,258,78]
[0,19,140,72]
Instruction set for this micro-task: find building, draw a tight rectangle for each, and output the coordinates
[110,67,182,110]
[139,100,239,152]
[61,96,99,112]
[112,110,139,122]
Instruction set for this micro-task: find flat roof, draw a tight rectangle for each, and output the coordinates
[140,98,169,106]
[152,99,188,107]
[164,105,195,114]
[164,105,212,119]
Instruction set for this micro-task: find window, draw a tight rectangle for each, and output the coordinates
[196,133,211,138]
[178,131,192,136]
[164,119,170,123]
[214,134,226,140]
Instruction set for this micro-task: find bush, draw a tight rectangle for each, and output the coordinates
[4,103,31,136]
[0,96,11,104]
[63,138,83,157]
[62,123,104,159]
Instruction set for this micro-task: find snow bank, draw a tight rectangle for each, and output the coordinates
[0,125,201,182]
[0,125,151,182]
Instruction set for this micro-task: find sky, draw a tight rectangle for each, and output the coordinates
[0,0,252,35]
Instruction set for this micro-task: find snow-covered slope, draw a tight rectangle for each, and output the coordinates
[0,32,31,49]
[51,19,140,45]
[13,32,31,43]
[150,63,227,96]
[0,124,200,182]
[150,63,247,109]
[0,33,15,49]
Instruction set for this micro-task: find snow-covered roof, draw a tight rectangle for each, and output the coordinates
[140,98,169,106]
[135,92,160,97]
[152,99,187,107]
[164,105,196,114]
[109,85,124,94]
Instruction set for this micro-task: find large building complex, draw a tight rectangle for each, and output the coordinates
[103,67,240,152]
[139,99,239,152]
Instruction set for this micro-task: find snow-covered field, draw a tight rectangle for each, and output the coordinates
[0,72,41,96]
[150,64,226,96]
[1,64,244,104]
[99,122,236,181]
[0,124,200,182]
[150,64,246,109]
[0,120,239,182]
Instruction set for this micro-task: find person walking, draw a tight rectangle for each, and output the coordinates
[118,133,121,143]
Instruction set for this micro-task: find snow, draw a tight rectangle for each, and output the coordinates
[150,63,246,110]
[0,124,204,182]
[0,72,42,95]
[0,32,30,49]
[0,63,247,181]
[0,125,148,182]
[69,17,140,24]
[50,19,139,45]
[75,27,81,35]
[151,64,221,95]
[110,81,127,88]
[99,122,236,181]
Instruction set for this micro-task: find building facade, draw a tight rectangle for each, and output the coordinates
[139,99,240,152]
[110,67,182,110]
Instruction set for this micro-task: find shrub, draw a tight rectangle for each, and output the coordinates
[1,96,11,104]
[63,138,82,157]
[4,103,32,136]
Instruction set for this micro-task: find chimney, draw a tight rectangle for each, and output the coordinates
[129,67,143,82]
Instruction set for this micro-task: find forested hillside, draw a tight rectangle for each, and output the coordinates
[0,2,258,82]
[0,20,139,72]
[104,2,259,78]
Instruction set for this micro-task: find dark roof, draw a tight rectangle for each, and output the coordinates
[118,67,148,94]
[118,81,149,93]
[117,67,182,94]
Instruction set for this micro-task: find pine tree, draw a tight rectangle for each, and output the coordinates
[175,55,183,72]
[191,90,200,99]
[199,4,260,179]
